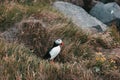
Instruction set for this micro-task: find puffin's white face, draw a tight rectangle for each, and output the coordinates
[55,39,63,45]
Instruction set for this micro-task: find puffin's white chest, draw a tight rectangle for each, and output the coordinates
[49,46,61,60]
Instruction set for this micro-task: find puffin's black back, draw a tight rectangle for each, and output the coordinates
[43,49,51,59]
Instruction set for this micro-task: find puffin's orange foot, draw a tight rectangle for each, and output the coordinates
[50,60,54,64]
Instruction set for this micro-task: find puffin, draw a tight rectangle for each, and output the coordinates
[43,39,63,62]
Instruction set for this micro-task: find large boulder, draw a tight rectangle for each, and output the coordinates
[58,0,84,6]
[58,0,97,12]
[53,1,107,33]
[90,2,120,24]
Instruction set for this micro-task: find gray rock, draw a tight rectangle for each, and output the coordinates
[53,1,107,33]
[90,2,120,24]
[58,0,84,6]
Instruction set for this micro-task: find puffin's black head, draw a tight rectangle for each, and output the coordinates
[52,39,63,47]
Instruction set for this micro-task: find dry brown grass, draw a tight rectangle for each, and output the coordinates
[18,13,91,63]
[0,38,96,80]
[109,25,120,47]
[0,1,120,80]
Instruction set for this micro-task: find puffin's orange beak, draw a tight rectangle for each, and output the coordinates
[61,42,64,46]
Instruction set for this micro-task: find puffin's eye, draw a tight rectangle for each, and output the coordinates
[57,39,60,42]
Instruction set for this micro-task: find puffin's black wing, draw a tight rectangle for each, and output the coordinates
[43,48,51,59]
[43,42,58,60]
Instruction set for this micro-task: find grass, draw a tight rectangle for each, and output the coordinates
[109,25,120,47]
[0,1,120,80]
[0,39,95,80]
[0,0,55,31]
[0,3,25,31]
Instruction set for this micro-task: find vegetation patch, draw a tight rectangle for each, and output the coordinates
[0,1,120,80]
